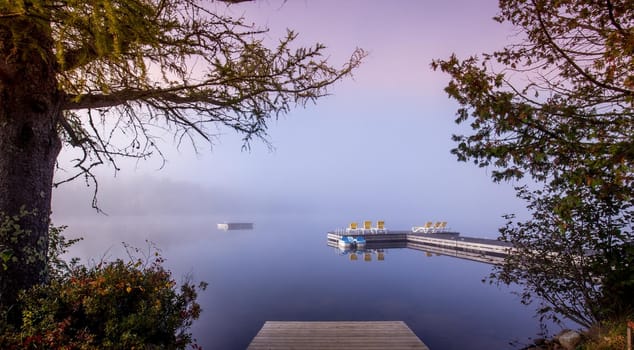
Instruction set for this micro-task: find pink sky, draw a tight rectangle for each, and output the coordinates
[223,0,513,93]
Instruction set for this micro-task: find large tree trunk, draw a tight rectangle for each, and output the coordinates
[0,16,61,314]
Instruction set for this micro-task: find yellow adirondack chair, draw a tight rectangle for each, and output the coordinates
[362,220,372,233]
[373,220,386,233]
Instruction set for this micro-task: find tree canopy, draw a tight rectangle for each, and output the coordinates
[4,0,364,183]
[433,0,632,327]
[0,0,364,312]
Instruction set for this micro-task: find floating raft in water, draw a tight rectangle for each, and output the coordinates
[217,222,254,231]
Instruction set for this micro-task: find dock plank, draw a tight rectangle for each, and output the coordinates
[247,321,429,350]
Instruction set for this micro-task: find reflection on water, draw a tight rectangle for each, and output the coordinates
[336,248,387,262]
[59,215,562,350]
[328,238,506,265]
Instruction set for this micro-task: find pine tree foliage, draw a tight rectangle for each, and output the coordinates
[1,0,365,185]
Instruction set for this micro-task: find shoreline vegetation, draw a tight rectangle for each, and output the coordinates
[0,226,206,349]
[521,320,632,350]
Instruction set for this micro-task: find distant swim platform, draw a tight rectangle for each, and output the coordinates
[217,222,254,231]
[247,321,430,350]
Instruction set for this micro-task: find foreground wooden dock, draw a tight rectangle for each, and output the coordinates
[247,321,429,350]
[327,231,513,265]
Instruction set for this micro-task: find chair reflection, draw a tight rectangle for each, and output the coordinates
[338,248,385,262]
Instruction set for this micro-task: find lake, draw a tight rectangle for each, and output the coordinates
[59,215,559,349]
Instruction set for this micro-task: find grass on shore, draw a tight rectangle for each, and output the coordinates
[579,318,631,350]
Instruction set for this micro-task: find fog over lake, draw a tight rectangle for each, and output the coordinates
[50,177,565,349]
[48,1,556,348]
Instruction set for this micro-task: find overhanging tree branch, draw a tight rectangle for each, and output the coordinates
[532,0,634,96]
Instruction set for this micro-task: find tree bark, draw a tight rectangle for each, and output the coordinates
[0,16,61,313]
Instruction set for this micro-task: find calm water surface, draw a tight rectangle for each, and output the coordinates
[61,215,553,349]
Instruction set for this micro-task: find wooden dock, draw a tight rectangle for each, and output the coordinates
[327,231,513,265]
[247,321,429,350]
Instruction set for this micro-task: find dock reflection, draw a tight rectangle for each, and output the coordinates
[334,246,386,262]
[327,240,504,265]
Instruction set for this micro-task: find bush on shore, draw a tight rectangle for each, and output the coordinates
[0,226,206,349]
[580,319,630,350]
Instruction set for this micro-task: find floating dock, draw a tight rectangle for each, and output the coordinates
[247,321,429,350]
[217,222,254,231]
[327,231,513,265]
